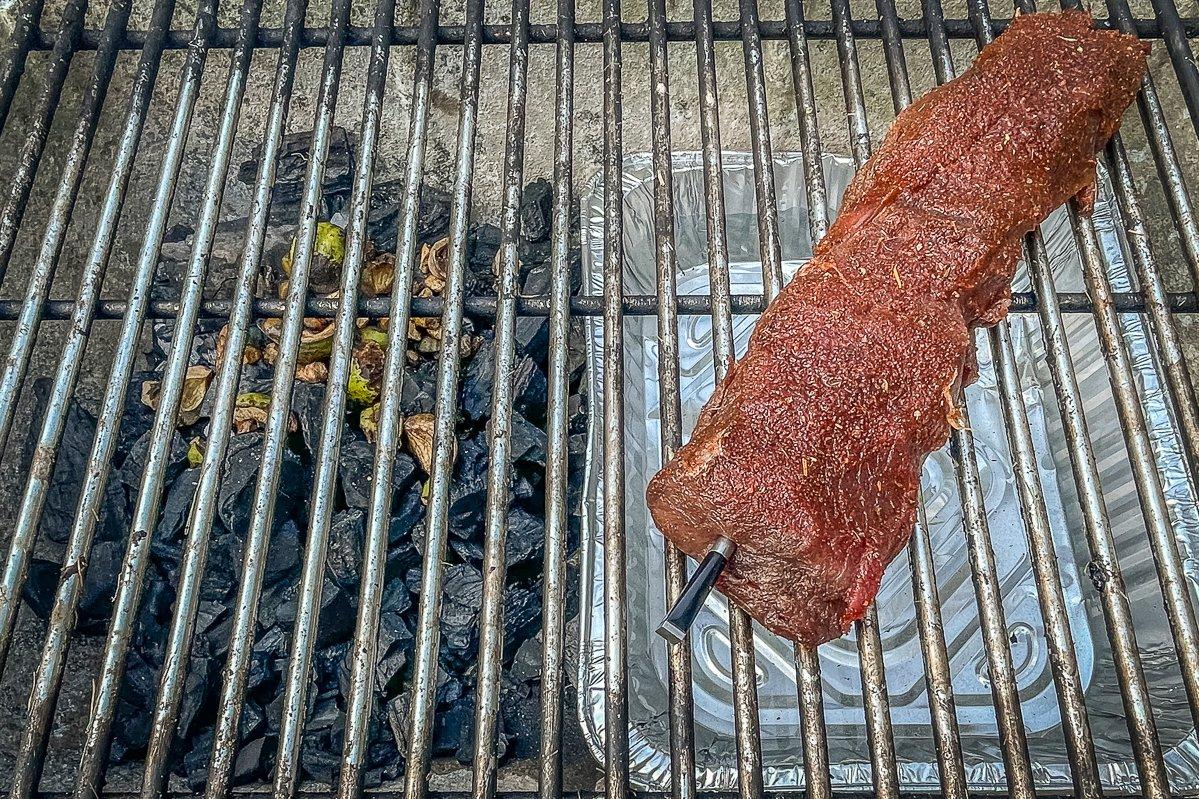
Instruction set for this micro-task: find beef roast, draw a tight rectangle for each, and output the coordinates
[645,11,1148,647]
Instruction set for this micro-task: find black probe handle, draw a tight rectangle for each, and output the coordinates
[656,540,732,645]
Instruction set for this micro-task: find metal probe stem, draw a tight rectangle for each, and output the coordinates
[657,536,737,644]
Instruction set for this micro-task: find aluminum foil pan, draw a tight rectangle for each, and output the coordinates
[578,152,1199,793]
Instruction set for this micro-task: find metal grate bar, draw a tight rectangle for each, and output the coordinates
[382,0,470,795]
[0,290,1187,321]
[600,1,629,797]
[825,2,901,793]
[872,7,968,797]
[646,0,698,796]
[690,1,767,796]
[0,0,87,287]
[0,0,47,131]
[1145,0,1199,135]
[0,0,130,462]
[536,0,575,795]
[909,501,969,799]
[3,0,176,790]
[29,15,1199,53]
[908,1,1039,796]
[470,1,531,796]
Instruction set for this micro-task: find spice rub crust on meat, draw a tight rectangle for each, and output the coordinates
[645,10,1149,646]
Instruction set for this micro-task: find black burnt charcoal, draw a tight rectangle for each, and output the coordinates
[233,735,271,785]
[502,412,547,466]
[177,655,214,740]
[153,467,200,566]
[326,509,364,589]
[300,695,343,784]
[217,432,305,532]
[460,334,493,421]
[439,563,483,671]
[502,585,542,659]
[42,401,128,546]
[338,436,419,511]
[116,428,190,506]
[467,224,501,293]
[49,552,130,633]
[237,127,354,217]
[512,356,548,417]
[519,179,553,244]
[499,675,540,758]
[290,381,328,455]
[248,626,287,690]
[448,506,544,569]
[201,530,245,602]
[182,728,213,791]
[264,518,302,586]
[401,359,437,415]
[375,611,414,698]
[367,181,452,253]
[21,559,59,621]
[76,539,122,632]
[514,263,550,362]
[275,575,356,649]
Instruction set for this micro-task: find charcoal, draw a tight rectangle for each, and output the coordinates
[217,432,305,532]
[439,563,483,670]
[518,179,553,243]
[499,675,540,758]
[276,576,355,649]
[265,519,302,585]
[368,181,452,252]
[21,559,59,621]
[468,224,502,284]
[511,468,540,503]
[119,371,157,451]
[233,736,270,785]
[509,632,543,683]
[503,412,547,465]
[376,610,414,698]
[460,335,494,421]
[240,699,268,740]
[512,356,548,414]
[151,467,200,565]
[202,530,245,602]
[182,729,213,790]
[237,127,354,211]
[339,437,419,510]
[433,693,474,757]
[248,627,287,690]
[77,539,122,632]
[386,534,421,579]
[448,506,543,568]
[300,695,343,784]
[177,655,213,739]
[380,572,412,614]
[401,360,437,414]
[447,473,487,535]
[42,401,127,545]
[503,585,542,658]
[290,381,328,454]
[514,265,550,361]
[327,509,365,588]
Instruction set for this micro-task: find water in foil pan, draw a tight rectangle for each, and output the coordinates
[578,152,1199,792]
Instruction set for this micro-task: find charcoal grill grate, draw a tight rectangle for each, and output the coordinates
[1,0,1199,796]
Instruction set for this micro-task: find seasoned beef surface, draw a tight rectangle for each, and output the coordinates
[645,11,1148,646]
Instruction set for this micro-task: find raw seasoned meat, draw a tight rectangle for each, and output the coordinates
[645,11,1148,646]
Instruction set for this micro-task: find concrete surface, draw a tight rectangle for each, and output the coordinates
[0,0,1196,791]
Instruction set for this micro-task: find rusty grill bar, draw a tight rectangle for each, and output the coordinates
[1,0,1199,796]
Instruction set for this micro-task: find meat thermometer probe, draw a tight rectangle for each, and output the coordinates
[656,536,736,644]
